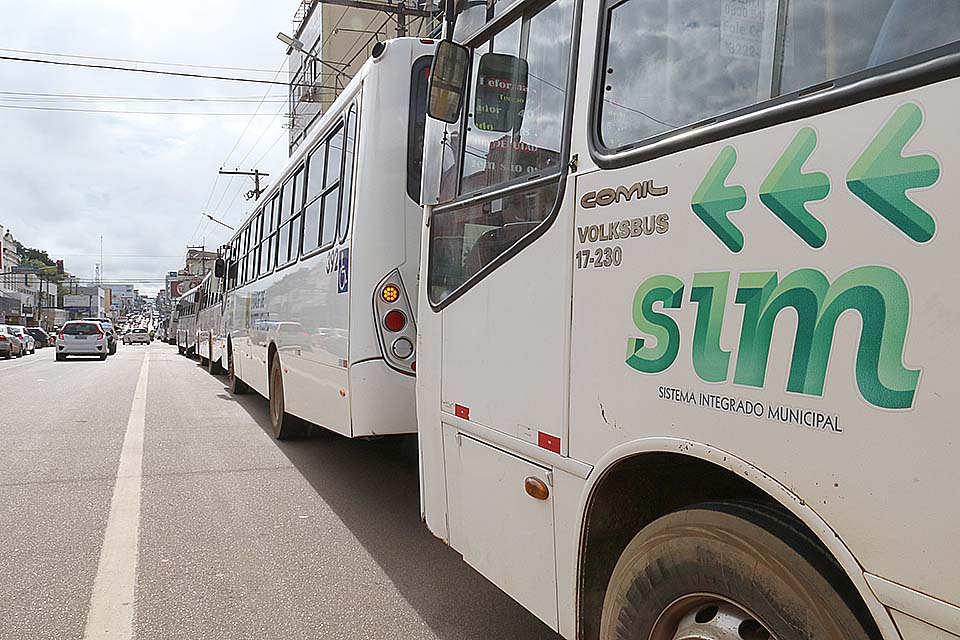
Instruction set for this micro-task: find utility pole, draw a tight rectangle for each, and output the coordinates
[218,169,270,201]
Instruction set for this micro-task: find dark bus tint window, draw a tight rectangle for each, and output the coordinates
[408,56,432,203]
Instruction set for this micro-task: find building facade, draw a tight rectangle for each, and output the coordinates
[286,0,439,152]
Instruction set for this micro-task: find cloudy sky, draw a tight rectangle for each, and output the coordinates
[0,0,300,295]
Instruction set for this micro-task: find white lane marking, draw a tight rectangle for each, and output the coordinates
[83,352,149,640]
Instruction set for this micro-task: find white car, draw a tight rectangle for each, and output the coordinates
[9,326,35,354]
[55,320,109,361]
[123,328,151,345]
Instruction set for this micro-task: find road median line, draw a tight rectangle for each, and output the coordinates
[83,351,149,640]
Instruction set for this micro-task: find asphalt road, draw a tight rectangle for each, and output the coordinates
[0,342,562,640]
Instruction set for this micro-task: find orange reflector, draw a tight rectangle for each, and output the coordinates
[381,284,400,303]
[524,477,549,501]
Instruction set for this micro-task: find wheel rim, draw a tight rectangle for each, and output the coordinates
[650,594,776,640]
[269,362,283,436]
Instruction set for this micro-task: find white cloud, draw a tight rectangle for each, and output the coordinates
[0,0,298,294]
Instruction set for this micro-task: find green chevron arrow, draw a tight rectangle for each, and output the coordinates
[759,127,831,248]
[691,146,747,253]
[847,103,940,243]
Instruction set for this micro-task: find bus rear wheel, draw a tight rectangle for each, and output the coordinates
[227,349,249,395]
[599,502,877,640]
[269,356,303,440]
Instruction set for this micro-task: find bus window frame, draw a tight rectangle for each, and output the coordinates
[339,104,359,243]
[425,0,583,311]
[587,1,960,170]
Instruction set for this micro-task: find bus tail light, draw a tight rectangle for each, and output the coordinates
[384,310,406,332]
[374,269,416,376]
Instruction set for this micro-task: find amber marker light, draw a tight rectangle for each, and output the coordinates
[381,284,400,303]
[524,476,549,501]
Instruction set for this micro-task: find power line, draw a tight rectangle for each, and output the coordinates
[0,46,288,74]
[0,90,286,103]
[0,54,316,87]
[0,103,279,116]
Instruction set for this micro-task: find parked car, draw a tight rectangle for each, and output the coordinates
[0,324,23,359]
[55,321,109,361]
[9,326,35,354]
[26,327,52,348]
[123,328,151,345]
[82,317,118,355]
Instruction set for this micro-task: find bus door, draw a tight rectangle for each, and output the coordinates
[424,0,577,628]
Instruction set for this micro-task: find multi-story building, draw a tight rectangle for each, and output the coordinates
[285,0,439,152]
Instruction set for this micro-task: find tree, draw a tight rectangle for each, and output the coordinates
[15,242,56,267]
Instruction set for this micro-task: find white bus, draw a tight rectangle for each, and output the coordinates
[417,1,959,638]
[196,268,225,373]
[174,276,206,356]
[220,37,433,440]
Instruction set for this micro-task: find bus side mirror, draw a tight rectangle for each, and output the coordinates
[428,40,470,124]
[214,258,226,278]
[474,52,528,132]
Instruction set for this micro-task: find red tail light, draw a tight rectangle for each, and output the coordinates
[57,331,65,340]
[383,310,406,332]
[0,335,6,341]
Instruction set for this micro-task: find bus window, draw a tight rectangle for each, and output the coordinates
[599,0,777,150]
[408,58,431,203]
[429,0,574,304]
[303,133,327,254]
[780,0,960,94]
[459,0,569,195]
[251,211,263,280]
[241,224,251,284]
[339,105,357,240]
[286,165,305,261]
[320,125,345,247]
[598,0,960,151]
[258,205,272,276]
[276,178,292,268]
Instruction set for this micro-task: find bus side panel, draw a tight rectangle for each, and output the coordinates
[569,79,959,608]
[349,361,416,436]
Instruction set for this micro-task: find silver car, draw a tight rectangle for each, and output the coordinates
[0,324,23,359]
[55,321,109,361]
[122,328,151,345]
[9,326,35,355]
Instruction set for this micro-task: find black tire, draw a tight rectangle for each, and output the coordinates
[227,349,249,395]
[178,344,185,356]
[4,352,11,359]
[269,355,304,440]
[99,354,108,361]
[599,502,878,640]
[56,353,65,361]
